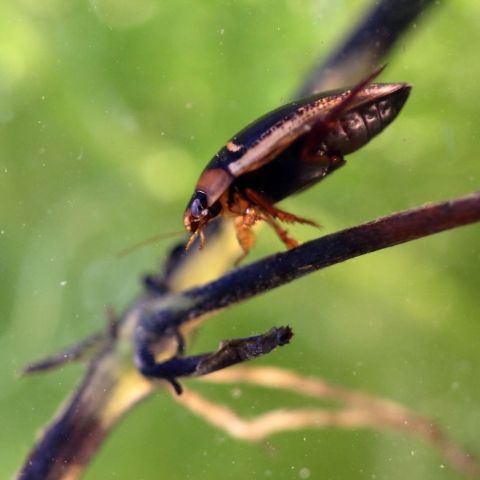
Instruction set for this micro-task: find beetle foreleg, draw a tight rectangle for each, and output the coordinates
[185,231,198,251]
[185,227,206,251]
[199,230,206,250]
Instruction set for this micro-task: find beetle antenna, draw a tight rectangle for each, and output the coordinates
[117,231,185,257]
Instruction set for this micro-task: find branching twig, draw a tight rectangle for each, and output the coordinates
[136,326,293,394]
[136,192,480,361]
[20,193,480,480]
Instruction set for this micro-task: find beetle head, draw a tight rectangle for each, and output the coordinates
[183,191,221,247]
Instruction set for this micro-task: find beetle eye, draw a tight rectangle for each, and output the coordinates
[191,198,208,219]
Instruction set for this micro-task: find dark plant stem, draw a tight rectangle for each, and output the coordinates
[296,0,437,96]
[141,192,480,337]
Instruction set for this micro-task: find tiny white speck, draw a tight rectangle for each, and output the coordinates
[185,102,193,109]
[440,464,445,469]
[3,168,7,173]
[299,467,310,479]
[411,450,415,456]
[219,28,225,35]
[41,96,45,100]
[60,281,67,287]
[0,230,4,235]
[231,387,242,399]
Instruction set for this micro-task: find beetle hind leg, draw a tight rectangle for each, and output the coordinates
[260,213,299,249]
[267,206,319,227]
[245,188,319,227]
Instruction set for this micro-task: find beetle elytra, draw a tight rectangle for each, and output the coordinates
[184,68,411,260]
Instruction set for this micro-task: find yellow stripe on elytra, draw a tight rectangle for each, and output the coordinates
[227,93,348,177]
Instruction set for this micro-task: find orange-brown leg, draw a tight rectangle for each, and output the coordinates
[234,208,258,265]
[244,188,319,227]
[199,230,206,250]
[185,227,206,251]
[185,231,198,251]
[260,213,299,249]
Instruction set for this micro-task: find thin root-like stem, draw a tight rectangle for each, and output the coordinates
[183,366,480,478]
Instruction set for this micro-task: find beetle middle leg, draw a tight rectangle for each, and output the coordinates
[233,206,299,258]
[230,189,305,251]
[234,207,258,264]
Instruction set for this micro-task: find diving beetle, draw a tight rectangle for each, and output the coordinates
[184,68,411,258]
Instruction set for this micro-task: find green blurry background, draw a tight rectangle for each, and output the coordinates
[1,1,480,479]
